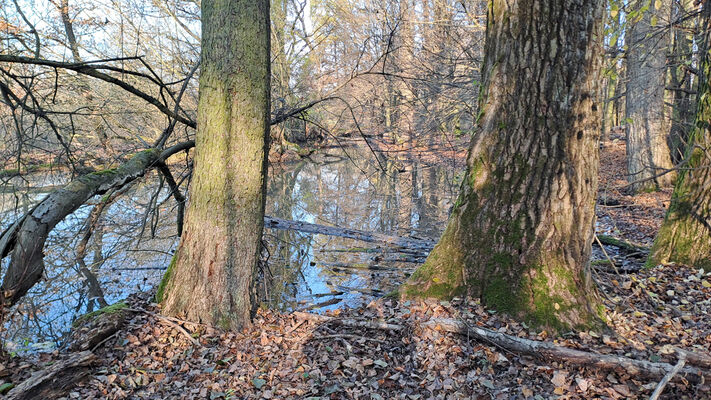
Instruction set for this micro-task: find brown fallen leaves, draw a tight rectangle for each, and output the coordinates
[4,263,710,399]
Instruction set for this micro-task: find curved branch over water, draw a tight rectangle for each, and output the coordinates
[0,144,189,308]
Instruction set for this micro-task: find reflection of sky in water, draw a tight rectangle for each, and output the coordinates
[2,149,459,352]
[263,150,458,313]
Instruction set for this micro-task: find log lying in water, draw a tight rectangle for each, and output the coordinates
[264,216,435,251]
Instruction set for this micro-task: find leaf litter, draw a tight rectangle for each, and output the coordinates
[2,261,707,399]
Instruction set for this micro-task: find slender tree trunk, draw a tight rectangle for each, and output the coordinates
[270,0,290,148]
[649,5,711,272]
[395,0,416,145]
[624,0,676,192]
[59,0,82,63]
[402,0,604,331]
[159,0,271,330]
[602,3,622,141]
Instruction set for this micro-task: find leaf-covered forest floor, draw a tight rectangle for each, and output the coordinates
[2,136,710,399]
[596,134,673,246]
[6,264,709,400]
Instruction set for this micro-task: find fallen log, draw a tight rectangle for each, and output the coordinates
[320,261,403,271]
[66,303,130,352]
[0,150,160,307]
[6,351,95,400]
[423,318,710,384]
[264,216,435,251]
[595,234,649,253]
[674,347,711,369]
[297,297,342,312]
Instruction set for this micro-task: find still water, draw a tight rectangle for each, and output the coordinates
[0,147,459,352]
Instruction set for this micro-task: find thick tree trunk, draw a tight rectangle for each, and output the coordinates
[402,0,604,331]
[159,0,271,330]
[625,0,676,192]
[649,7,711,272]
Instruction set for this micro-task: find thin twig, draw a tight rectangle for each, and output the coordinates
[649,354,686,400]
[594,234,620,275]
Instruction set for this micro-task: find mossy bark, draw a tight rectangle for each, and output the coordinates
[624,0,676,192]
[159,0,271,330]
[649,9,711,272]
[402,0,605,331]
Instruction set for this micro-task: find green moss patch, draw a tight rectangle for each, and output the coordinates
[73,301,128,327]
[156,253,178,303]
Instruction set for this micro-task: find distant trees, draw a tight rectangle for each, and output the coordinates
[158,0,271,329]
[402,0,605,331]
[624,0,676,192]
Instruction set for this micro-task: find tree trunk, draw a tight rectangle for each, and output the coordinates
[401,0,604,331]
[624,0,676,192]
[159,0,271,330]
[58,0,82,63]
[668,0,697,164]
[649,6,711,272]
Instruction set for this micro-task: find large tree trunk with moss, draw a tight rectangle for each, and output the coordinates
[624,0,676,192]
[401,0,604,331]
[158,0,270,330]
[648,7,711,272]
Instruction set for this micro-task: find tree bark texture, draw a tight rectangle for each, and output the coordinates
[668,0,697,164]
[402,0,605,330]
[159,0,271,330]
[624,0,675,192]
[649,7,711,272]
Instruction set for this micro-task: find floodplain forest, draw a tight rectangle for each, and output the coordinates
[0,0,710,398]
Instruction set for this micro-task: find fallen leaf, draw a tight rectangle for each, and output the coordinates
[551,370,567,387]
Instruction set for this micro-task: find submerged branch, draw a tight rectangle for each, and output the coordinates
[264,216,435,251]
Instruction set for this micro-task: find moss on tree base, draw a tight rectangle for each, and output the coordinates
[155,254,177,303]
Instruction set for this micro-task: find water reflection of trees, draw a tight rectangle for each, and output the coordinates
[1,148,457,349]
[263,148,456,310]
[2,173,178,351]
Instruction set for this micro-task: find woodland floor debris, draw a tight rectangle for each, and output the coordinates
[596,136,672,246]
[2,261,710,399]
